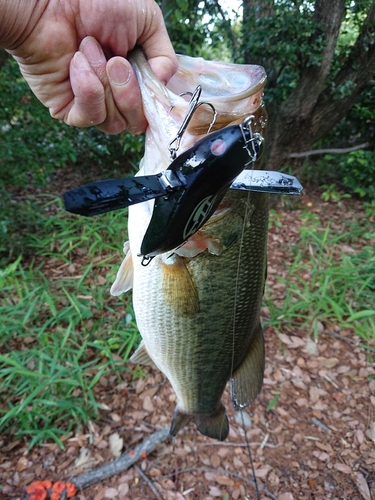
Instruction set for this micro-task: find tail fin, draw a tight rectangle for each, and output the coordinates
[170,404,229,441]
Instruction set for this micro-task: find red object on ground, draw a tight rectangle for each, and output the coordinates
[25,480,77,500]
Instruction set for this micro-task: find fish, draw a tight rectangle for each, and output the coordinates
[111,49,268,441]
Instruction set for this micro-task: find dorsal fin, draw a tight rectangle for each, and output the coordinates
[230,325,265,410]
[110,241,133,296]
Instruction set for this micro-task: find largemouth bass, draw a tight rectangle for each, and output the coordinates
[111,50,268,441]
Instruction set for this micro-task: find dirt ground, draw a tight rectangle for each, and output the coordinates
[1,178,375,500]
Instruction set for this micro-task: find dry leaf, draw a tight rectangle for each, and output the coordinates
[209,486,223,497]
[215,474,234,486]
[278,493,294,500]
[74,447,92,467]
[142,395,154,412]
[366,422,375,443]
[104,487,119,499]
[255,465,272,478]
[333,463,352,474]
[15,457,28,472]
[109,432,124,458]
[309,386,319,403]
[210,454,221,468]
[355,472,371,500]
[304,339,319,356]
[234,411,252,427]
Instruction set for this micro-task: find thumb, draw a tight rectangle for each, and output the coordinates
[137,7,178,84]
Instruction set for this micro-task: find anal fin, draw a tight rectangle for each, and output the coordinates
[230,325,265,411]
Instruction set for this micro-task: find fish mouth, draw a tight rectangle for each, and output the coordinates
[131,49,267,137]
[169,55,267,103]
[167,56,267,134]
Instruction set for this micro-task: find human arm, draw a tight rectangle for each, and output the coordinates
[0,0,177,134]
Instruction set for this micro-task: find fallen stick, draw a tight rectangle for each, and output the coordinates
[134,464,163,500]
[70,426,170,490]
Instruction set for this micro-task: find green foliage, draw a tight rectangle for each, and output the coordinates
[265,211,375,344]
[320,183,351,205]
[316,150,375,201]
[0,56,142,188]
[266,394,280,412]
[160,0,236,59]
[0,194,140,448]
[241,1,325,103]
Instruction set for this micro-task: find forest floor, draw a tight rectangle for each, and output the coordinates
[1,171,375,500]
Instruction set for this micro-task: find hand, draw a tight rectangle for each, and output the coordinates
[4,0,177,134]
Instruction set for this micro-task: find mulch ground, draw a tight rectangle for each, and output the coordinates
[1,173,374,500]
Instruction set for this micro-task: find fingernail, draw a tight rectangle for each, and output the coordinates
[82,37,104,64]
[73,52,91,71]
[108,60,130,86]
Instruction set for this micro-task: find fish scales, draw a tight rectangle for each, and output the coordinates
[111,49,268,440]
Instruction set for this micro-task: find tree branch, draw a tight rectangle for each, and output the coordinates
[289,142,370,158]
[70,426,170,490]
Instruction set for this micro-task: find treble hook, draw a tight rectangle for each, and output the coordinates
[240,115,264,164]
[168,85,217,160]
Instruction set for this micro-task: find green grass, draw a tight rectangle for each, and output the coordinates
[0,194,141,449]
[265,211,375,345]
[2,190,375,449]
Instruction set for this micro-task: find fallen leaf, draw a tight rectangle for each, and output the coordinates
[104,487,119,499]
[255,465,272,478]
[215,474,234,486]
[366,422,375,443]
[143,395,154,412]
[234,411,252,427]
[75,447,91,467]
[355,472,371,500]
[16,457,28,472]
[278,493,294,500]
[209,485,223,497]
[309,386,319,403]
[109,432,124,458]
[210,454,221,468]
[333,463,352,474]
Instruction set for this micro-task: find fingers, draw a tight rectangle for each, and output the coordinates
[67,37,146,134]
[63,50,106,127]
[107,57,147,135]
[139,5,178,85]
[80,37,128,134]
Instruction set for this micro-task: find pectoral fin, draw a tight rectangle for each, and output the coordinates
[110,241,133,296]
[230,325,265,411]
[130,340,156,368]
[161,254,199,315]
